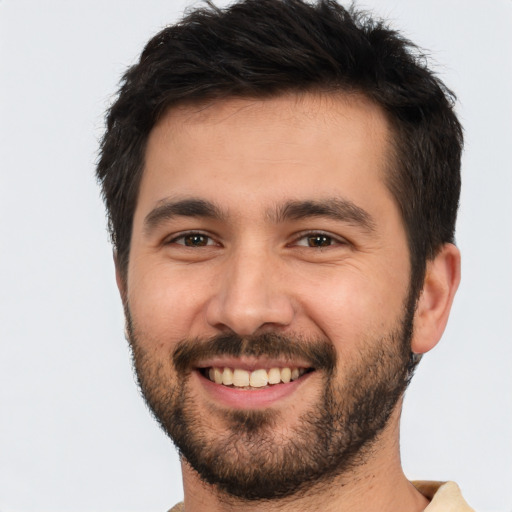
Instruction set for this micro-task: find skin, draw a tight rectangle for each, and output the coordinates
[117,92,460,511]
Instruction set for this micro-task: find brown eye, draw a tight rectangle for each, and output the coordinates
[183,234,210,247]
[307,234,332,247]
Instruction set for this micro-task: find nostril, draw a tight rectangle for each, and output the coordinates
[205,294,295,337]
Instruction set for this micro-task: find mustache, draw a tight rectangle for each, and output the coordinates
[172,331,336,374]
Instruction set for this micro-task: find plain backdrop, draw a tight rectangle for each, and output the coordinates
[1,1,511,511]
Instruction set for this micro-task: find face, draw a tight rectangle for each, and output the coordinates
[122,93,415,500]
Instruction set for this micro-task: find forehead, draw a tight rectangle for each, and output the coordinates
[139,92,394,219]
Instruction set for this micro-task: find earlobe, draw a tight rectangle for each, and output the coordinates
[113,252,131,341]
[113,251,127,302]
[411,243,461,354]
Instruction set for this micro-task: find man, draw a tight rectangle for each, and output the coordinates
[96,0,472,510]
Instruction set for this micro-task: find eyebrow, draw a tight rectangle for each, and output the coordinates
[270,198,376,233]
[143,196,376,235]
[143,198,225,234]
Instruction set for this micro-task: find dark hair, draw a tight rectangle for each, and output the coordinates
[97,0,463,296]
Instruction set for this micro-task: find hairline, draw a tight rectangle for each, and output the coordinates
[118,87,419,288]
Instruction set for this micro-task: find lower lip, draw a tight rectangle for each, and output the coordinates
[195,370,313,409]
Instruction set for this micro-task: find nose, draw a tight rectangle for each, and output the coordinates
[205,248,295,336]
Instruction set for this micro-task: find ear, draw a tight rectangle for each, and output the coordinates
[411,243,461,354]
[113,251,127,302]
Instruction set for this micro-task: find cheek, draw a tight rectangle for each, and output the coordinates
[127,261,210,346]
[294,264,407,354]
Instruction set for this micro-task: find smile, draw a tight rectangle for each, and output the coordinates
[202,366,311,389]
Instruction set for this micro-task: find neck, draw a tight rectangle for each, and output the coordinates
[178,409,429,512]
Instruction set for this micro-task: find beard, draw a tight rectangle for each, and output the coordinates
[125,300,417,502]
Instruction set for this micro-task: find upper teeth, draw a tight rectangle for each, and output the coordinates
[207,367,306,388]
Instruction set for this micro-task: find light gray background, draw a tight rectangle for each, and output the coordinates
[1,1,511,511]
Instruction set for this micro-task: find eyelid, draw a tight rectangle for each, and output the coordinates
[290,230,350,247]
[165,230,220,246]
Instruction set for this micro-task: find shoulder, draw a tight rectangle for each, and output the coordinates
[413,481,475,511]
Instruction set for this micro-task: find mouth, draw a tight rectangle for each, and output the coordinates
[199,365,313,390]
[193,356,317,408]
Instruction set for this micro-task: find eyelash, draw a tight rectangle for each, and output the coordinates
[166,230,348,249]
[166,231,219,247]
[290,231,348,248]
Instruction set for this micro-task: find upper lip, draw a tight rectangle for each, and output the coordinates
[195,356,313,372]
